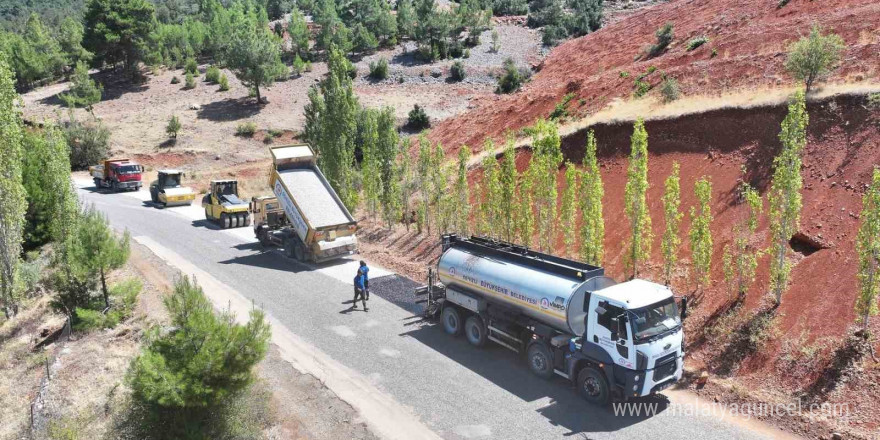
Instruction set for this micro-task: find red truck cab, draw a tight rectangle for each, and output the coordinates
[90,159,144,192]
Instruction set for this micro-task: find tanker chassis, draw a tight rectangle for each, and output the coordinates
[419,235,687,404]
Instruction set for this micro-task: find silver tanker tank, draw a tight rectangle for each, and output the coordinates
[437,245,616,336]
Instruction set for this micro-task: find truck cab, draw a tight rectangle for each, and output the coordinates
[569,280,684,404]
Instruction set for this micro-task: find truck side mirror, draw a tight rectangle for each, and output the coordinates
[595,305,607,316]
[680,297,688,321]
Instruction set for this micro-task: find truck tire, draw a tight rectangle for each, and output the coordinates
[111,181,119,192]
[441,305,463,337]
[293,243,305,262]
[526,342,553,379]
[577,366,610,405]
[257,227,270,247]
[232,213,241,228]
[93,178,101,189]
[283,237,295,258]
[464,315,487,347]
[220,213,230,229]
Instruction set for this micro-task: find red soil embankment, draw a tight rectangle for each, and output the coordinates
[428,0,879,154]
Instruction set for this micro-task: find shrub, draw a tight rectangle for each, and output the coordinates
[660,77,680,102]
[711,48,718,58]
[777,0,790,8]
[549,93,575,120]
[496,58,525,94]
[74,278,141,331]
[686,36,708,51]
[542,24,568,46]
[303,61,313,72]
[170,76,180,84]
[61,61,103,109]
[236,122,257,137]
[185,58,198,75]
[63,118,111,170]
[633,78,651,98]
[647,22,674,57]
[218,74,230,91]
[184,72,196,89]
[407,104,430,130]
[267,128,283,138]
[292,55,305,76]
[449,61,466,82]
[868,92,880,109]
[205,66,221,83]
[369,57,389,80]
[166,115,181,139]
[619,71,630,78]
[785,25,845,92]
[491,30,500,52]
[463,49,470,59]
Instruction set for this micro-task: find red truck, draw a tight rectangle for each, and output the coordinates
[89,159,144,192]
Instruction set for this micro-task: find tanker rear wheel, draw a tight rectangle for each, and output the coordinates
[465,315,487,347]
[527,342,553,379]
[441,306,463,337]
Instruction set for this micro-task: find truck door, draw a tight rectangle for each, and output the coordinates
[588,297,636,370]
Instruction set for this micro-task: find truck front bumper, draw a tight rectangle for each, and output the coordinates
[117,181,141,190]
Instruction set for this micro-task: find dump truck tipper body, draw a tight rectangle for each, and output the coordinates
[262,144,357,263]
[420,235,686,405]
[90,159,144,192]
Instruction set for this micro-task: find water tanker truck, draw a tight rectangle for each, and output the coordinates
[419,235,687,404]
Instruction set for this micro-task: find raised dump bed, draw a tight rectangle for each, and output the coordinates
[266,144,358,263]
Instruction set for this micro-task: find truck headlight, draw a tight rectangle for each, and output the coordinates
[633,385,638,391]
[634,375,640,382]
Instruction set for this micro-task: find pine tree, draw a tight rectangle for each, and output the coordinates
[499,142,517,242]
[396,0,416,39]
[855,168,880,330]
[61,61,102,109]
[660,162,682,285]
[689,176,713,295]
[223,2,286,104]
[21,127,79,250]
[579,130,604,266]
[768,90,808,304]
[288,7,311,57]
[560,163,577,256]
[83,0,157,76]
[722,182,762,302]
[624,119,652,278]
[0,57,26,318]
[529,119,562,252]
[454,146,471,235]
[69,205,131,310]
[166,115,182,138]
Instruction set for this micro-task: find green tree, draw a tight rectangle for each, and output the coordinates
[397,140,414,231]
[128,276,270,413]
[689,176,713,295]
[722,181,762,302]
[454,146,471,235]
[768,90,807,304]
[0,56,26,318]
[624,119,652,278]
[416,134,433,234]
[430,143,451,232]
[223,3,286,104]
[528,119,562,252]
[23,13,66,78]
[69,205,131,309]
[855,168,880,330]
[359,109,381,218]
[376,108,401,228]
[560,162,577,256]
[166,114,181,138]
[514,174,533,246]
[568,0,604,37]
[579,130,604,266]
[288,7,310,57]
[396,0,416,40]
[21,128,78,251]
[785,24,845,93]
[58,16,94,68]
[83,0,157,75]
[479,143,501,238]
[314,45,359,210]
[660,162,682,285]
[499,142,517,242]
[62,61,102,109]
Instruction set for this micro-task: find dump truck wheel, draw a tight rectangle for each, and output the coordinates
[111,181,118,192]
[465,315,487,348]
[441,306,463,336]
[527,342,554,379]
[293,243,305,261]
[93,178,101,189]
[577,366,610,405]
[257,228,270,247]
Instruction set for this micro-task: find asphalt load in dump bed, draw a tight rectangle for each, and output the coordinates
[368,274,424,315]
[278,169,351,228]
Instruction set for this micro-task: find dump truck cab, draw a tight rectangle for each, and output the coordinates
[202,179,250,228]
[149,170,196,207]
[251,196,289,246]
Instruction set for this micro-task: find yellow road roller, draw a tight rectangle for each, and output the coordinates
[202,179,250,228]
[149,170,197,207]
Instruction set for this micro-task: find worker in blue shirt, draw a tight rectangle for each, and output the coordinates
[353,268,368,311]
[359,260,369,300]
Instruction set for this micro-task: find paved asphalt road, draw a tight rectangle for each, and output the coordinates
[78,184,786,440]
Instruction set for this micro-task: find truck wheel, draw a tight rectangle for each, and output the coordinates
[283,237,294,258]
[93,178,101,189]
[220,213,230,229]
[577,366,610,405]
[465,315,487,347]
[527,342,553,379]
[111,181,118,192]
[257,228,270,247]
[441,306,463,337]
[293,242,306,261]
[243,213,251,226]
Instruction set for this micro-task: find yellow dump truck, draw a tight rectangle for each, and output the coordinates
[149,170,196,207]
[202,179,251,228]
[262,144,358,262]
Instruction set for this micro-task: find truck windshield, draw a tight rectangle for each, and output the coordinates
[631,298,680,343]
[116,165,141,174]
